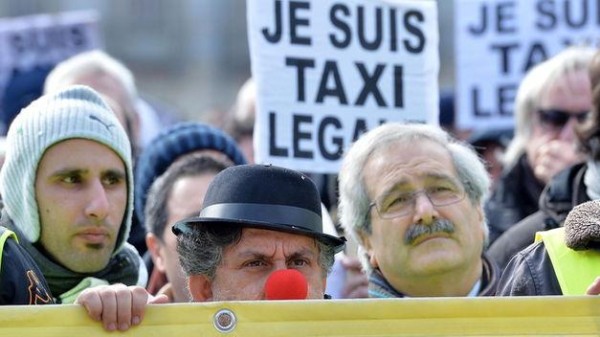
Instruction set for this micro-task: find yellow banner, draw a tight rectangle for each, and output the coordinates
[1,297,600,336]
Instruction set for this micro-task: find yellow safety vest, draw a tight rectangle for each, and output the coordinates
[535,228,600,295]
[0,227,17,274]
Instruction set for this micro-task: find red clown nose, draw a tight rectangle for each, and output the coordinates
[264,269,309,300]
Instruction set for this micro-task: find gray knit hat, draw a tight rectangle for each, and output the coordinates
[0,85,134,251]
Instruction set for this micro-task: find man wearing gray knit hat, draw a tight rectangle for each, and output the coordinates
[0,85,146,303]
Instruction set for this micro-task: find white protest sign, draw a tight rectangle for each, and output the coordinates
[0,10,100,133]
[248,0,439,173]
[455,0,600,130]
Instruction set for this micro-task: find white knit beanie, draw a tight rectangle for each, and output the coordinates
[0,85,134,252]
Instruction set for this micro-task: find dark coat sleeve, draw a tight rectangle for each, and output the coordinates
[495,241,562,296]
[488,211,550,271]
[0,238,54,305]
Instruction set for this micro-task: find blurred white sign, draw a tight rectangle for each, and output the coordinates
[0,10,101,133]
[248,0,439,173]
[455,0,600,130]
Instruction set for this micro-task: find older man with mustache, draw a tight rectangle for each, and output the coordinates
[339,123,499,297]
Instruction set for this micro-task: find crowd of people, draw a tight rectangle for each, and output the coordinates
[1,43,600,333]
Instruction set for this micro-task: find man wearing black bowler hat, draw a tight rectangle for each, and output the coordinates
[174,163,345,301]
[76,164,346,330]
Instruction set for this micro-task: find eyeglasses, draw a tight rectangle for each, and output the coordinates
[537,109,589,130]
[368,182,467,219]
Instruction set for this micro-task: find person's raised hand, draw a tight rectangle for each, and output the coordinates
[340,256,369,299]
[586,276,600,295]
[531,139,584,184]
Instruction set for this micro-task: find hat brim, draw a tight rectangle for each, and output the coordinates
[173,216,346,254]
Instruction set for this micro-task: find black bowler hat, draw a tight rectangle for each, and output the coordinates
[172,164,346,253]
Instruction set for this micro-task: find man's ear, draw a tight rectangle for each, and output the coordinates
[369,252,379,269]
[475,204,486,242]
[145,233,166,273]
[188,275,213,302]
[358,232,378,269]
[357,230,372,250]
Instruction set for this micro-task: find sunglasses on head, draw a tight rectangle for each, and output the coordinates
[537,109,589,129]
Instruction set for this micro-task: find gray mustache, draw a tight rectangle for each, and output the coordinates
[404,219,455,244]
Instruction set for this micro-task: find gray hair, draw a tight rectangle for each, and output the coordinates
[227,78,256,140]
[338,123,491,271]
[44,50,140,153]
[177,225,336,280]
[144,154,231,240]
[44,50,138,112]
[503,46,596,168]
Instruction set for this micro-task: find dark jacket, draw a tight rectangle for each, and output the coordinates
[485,154,545,244]
[368,253,500,297]
[1,213,144,303]
[487,163,589,270]
[495,241,561,295]
[0,226,54,305]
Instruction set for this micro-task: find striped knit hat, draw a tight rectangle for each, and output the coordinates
[0,85,134,250]
[134,122,247,225]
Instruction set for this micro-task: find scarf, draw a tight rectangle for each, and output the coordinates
[367,255,498,298]
[584,160,600,201]
[368,269,406,298]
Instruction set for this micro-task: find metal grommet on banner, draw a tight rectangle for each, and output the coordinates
[213,308,237,333]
